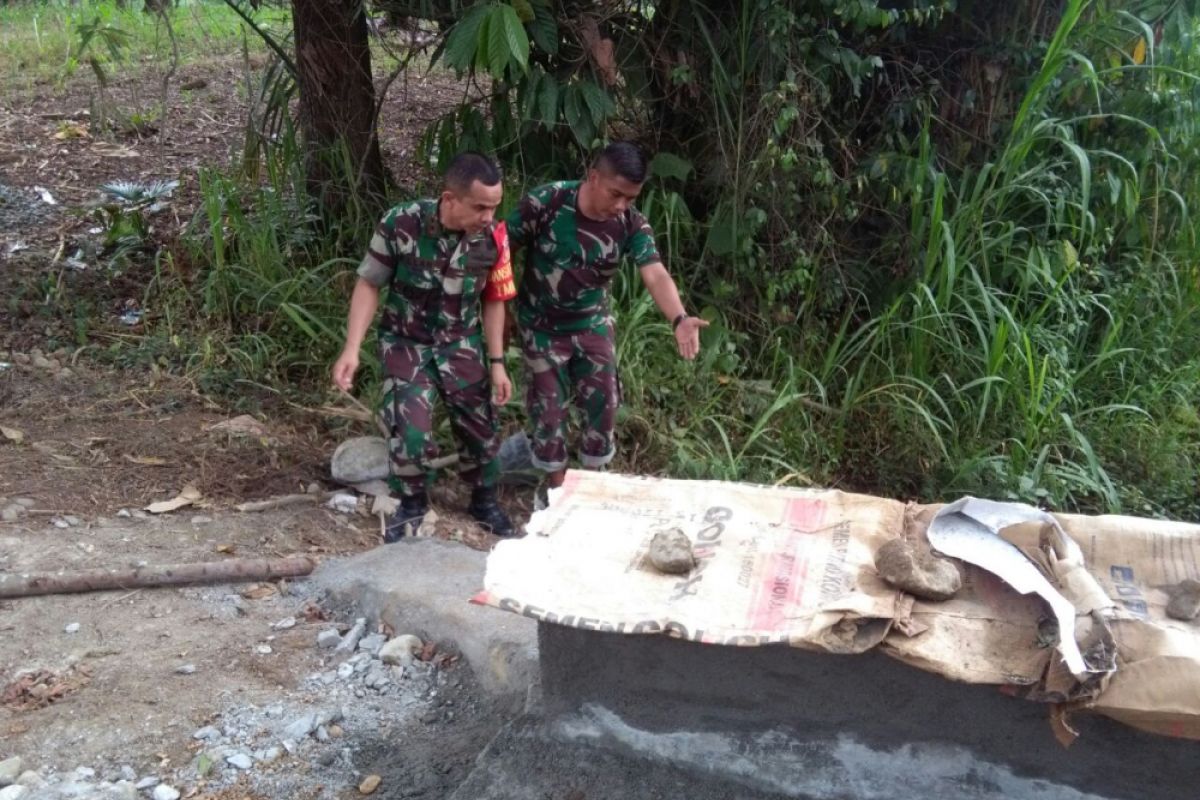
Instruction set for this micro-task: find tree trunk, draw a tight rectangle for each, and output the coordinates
[292,0,387,215]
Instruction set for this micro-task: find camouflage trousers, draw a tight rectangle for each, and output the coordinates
[520,323,618,472]
[378,336,500,497]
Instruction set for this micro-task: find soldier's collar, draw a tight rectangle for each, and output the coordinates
[425,199,494,240]
[424,200,445,238]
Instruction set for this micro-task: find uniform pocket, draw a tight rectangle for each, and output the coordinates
[394,256,441,290]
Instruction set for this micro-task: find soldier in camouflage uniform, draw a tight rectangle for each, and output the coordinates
[332,153,517,540]
[507,141,708,491]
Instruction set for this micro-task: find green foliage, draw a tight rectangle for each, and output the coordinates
[78,0,1199,519]
[405,0,1200,516]
[0,0,288,87]
[440,1,529,80]
[94,179,179,265]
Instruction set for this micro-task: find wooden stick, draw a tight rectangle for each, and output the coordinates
[235,494,323,512]
[0,555,316,598]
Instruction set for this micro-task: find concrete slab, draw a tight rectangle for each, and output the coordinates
[536,624,1199,800]
[310,540,538,713]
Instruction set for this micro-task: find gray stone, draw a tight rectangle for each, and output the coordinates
[647,528,696,574]
[875,538,962,601]
[0,757,21,787]
[52,517,70,529]
[64,622,81,634]
[152,785,180,800]
[225,753,253,770]
[119,766,136,782]
[330,436,389,484]
[31,355,55,371]
[175,664,196,675]
[255,644,272,655]
[357,632,387,656]
[12,499,34,508]
[64,515,81,527]
[134,777,159,790]
[315,726,329,742]
[337,662,355,679]
[258,747,282,764]
[282,713,317,740]
[334,617,367,653]
[365,668,390,689]
[311,539,538,713]
[379,635,422,667]
[117,509,132,518]
[316,707,345,727]
[13,773,42,790]
[0,786,28,800]
[272,616,297,630]
[190,516,213,525]
[108,782,137,800]
[1167,579,1200,621]
[317,629,340,649]
[192,726,220,741]
[0,506,20,522]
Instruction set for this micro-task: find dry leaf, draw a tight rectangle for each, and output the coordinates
[215,543,235,554]
[124,454,170,466]
[145,484,202,514]
[579,18,618,86]
[0,425,24,444]
[207,414,268,438]
[32,442,75,463]
[91,142,140,158]
[241,583,277,600]
[52,122,89,140]
[1132,36,1147,65]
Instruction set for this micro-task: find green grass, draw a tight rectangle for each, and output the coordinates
[0,0,288,88]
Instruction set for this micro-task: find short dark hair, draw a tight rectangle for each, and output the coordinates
[593,141,648,184]
[444,151,501,193]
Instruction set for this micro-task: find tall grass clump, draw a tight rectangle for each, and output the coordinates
[146,119,384,394]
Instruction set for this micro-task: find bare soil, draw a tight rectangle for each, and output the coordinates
[0,49,524,797]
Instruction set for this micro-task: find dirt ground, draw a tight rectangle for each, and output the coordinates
[1,46,525,797]
[0,342,524,799]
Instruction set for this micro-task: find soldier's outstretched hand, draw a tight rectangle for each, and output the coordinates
[491,363,512,405]
[332,349,359,391]
[674,316,709,360]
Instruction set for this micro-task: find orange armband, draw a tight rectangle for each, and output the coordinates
[483,221,517,302]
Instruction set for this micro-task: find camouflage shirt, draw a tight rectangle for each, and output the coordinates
[357,200,508,346]
[507,181,661,334]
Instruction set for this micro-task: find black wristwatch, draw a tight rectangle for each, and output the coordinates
[489,356,505,364]
[672,313,688,331]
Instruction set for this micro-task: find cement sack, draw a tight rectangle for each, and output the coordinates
[884,502,1200,740]
[475,471,907,653]
[477,471,1200,740]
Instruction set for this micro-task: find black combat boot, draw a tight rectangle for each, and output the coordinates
[468,486,514,537]
[384,492,428,543]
